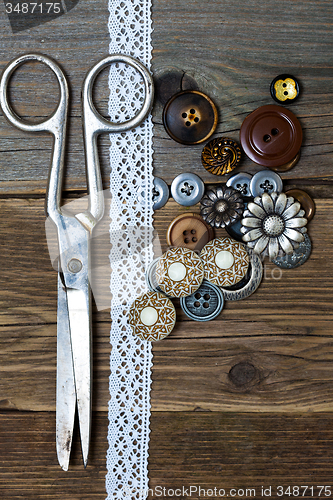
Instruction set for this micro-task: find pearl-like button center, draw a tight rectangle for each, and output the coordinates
[215,250,234,269]
[140,306,158,326]
[168,262,187,281]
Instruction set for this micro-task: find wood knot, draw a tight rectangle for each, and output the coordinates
[228,362,256,387]
[155,70,199,105]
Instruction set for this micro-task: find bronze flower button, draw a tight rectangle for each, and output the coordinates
[200,185,244,228]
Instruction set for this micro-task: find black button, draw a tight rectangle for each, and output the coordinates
[270,74,300,104]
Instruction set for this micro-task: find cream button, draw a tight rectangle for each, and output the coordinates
[215,250,234,269]
[140,306,158,326]
[168,262,187,281]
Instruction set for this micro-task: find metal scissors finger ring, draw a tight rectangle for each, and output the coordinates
[0,53,154,470]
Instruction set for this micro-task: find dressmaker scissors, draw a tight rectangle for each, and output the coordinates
[0,53,154,470]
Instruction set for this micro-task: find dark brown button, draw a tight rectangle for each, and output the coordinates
[240,105,302,168]
[162,90,218,145]
[285,188,315,221]
[201,137,241,176]
[166,213,215,251]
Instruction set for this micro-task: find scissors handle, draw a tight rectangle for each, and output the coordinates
[82,54,154,222]
[0,53,69,221]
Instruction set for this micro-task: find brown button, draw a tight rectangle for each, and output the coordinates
[167,213,215,251]
[162,90,218,145]
[201,137,241,176]
[240,105,302,168]
[285,188,315,221]
[269,151,300,173]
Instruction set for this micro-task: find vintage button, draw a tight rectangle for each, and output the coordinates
[201,137,241,176]
[128,291,176,341]
[155,247,204,298]
[272,233,312,269]
[200,184,244,228]
[166,213,215,251]
[162,90,218,145]
[145,257,164,294]
[153,177,169,210]
[171,173,205,206]
[270,74,300,104]
[269,151,300,173]
[225,199,252,242]
[221,249,263,301]
[250,169,283,197]
[200,237,249,287]
[226,172,253,198]
[285,188,315,221]
[180,279,224,321]
[240,105,302,168]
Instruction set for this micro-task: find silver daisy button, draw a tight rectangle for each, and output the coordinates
[241,192,308,260]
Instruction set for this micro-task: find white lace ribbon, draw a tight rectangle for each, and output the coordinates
[106,0,154,498]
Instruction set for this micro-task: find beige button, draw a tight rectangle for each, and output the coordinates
[128,291,176,341]
[155,247,204,298]
[200,237,249,287]
[166,213,215,251]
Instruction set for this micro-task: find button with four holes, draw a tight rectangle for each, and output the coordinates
[240,104,303,168]
[167,213,215,251]
[250,169,283,198]
[171,172,205,206]
[226,172,253,198]
[180,279,224,321]
[163,90,218,145]
[152,177,169,210]
[270,74,300,104]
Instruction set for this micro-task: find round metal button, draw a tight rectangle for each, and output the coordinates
[155,247,204,298]
[201,137,241,176]
[271,233,312,269]
[270,74,300,104]
[171,173,205,206]
[128,291,176,341]
[285,188,315,221]
[153,177,169,210]
[221,249,263,301]
[240,105,302,168]
[250,169,283,197]
[163,90,218,145]
[226,172,253,198]
[180,279,224,321]
[200,184,244,228]
[200,237,249,287]
[166,213,215,251]
[145,257,165,294]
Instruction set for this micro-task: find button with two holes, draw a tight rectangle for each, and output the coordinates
[163,90,218,145]
[171,173,205,206]
[180,279,224,321]
[250,169,283,198]
[270,74,300,104]
[167,213,215,251]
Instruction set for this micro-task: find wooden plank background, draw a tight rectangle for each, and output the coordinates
[0,0,332,498]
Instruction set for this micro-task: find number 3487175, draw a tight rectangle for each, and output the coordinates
[5,3,62,14]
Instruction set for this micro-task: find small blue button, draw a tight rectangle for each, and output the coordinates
[180,279,224,321]
[153,177,169,210]
[171,173,205,206]
[250,170,283,198]
[226,172,253,198]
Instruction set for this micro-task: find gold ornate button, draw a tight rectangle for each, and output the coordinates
[155,247,204,298]
[128,291,176,341]
[270,74,300,104]
[201,137,241,176]
[200,237,249,287]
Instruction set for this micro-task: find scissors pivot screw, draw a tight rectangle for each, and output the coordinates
[68,258,82,274]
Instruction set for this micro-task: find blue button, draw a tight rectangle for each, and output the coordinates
[180,279,224,321]
[226,172,253,198]
[153,177,169,210]
[250,170,283,198]
[171,173,205,206]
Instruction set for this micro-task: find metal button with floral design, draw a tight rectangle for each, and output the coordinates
[271,233,312,269]
[200,185,244,228]
[241,192,308,260]
[221,249,263,301]
[171,173,205,206]
[155,247,204,298]
[240,105,302,168]
[163,90,218,145]
[180,279,224,321]
[201,137,241,176]
[128,291,176,341]
[200,237,250,287]
[225,199,252,242]
[167,212,215,251]
[270,74,300,104]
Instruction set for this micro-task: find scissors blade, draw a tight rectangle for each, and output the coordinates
[66,285,92,468]
[56,273,76,471]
